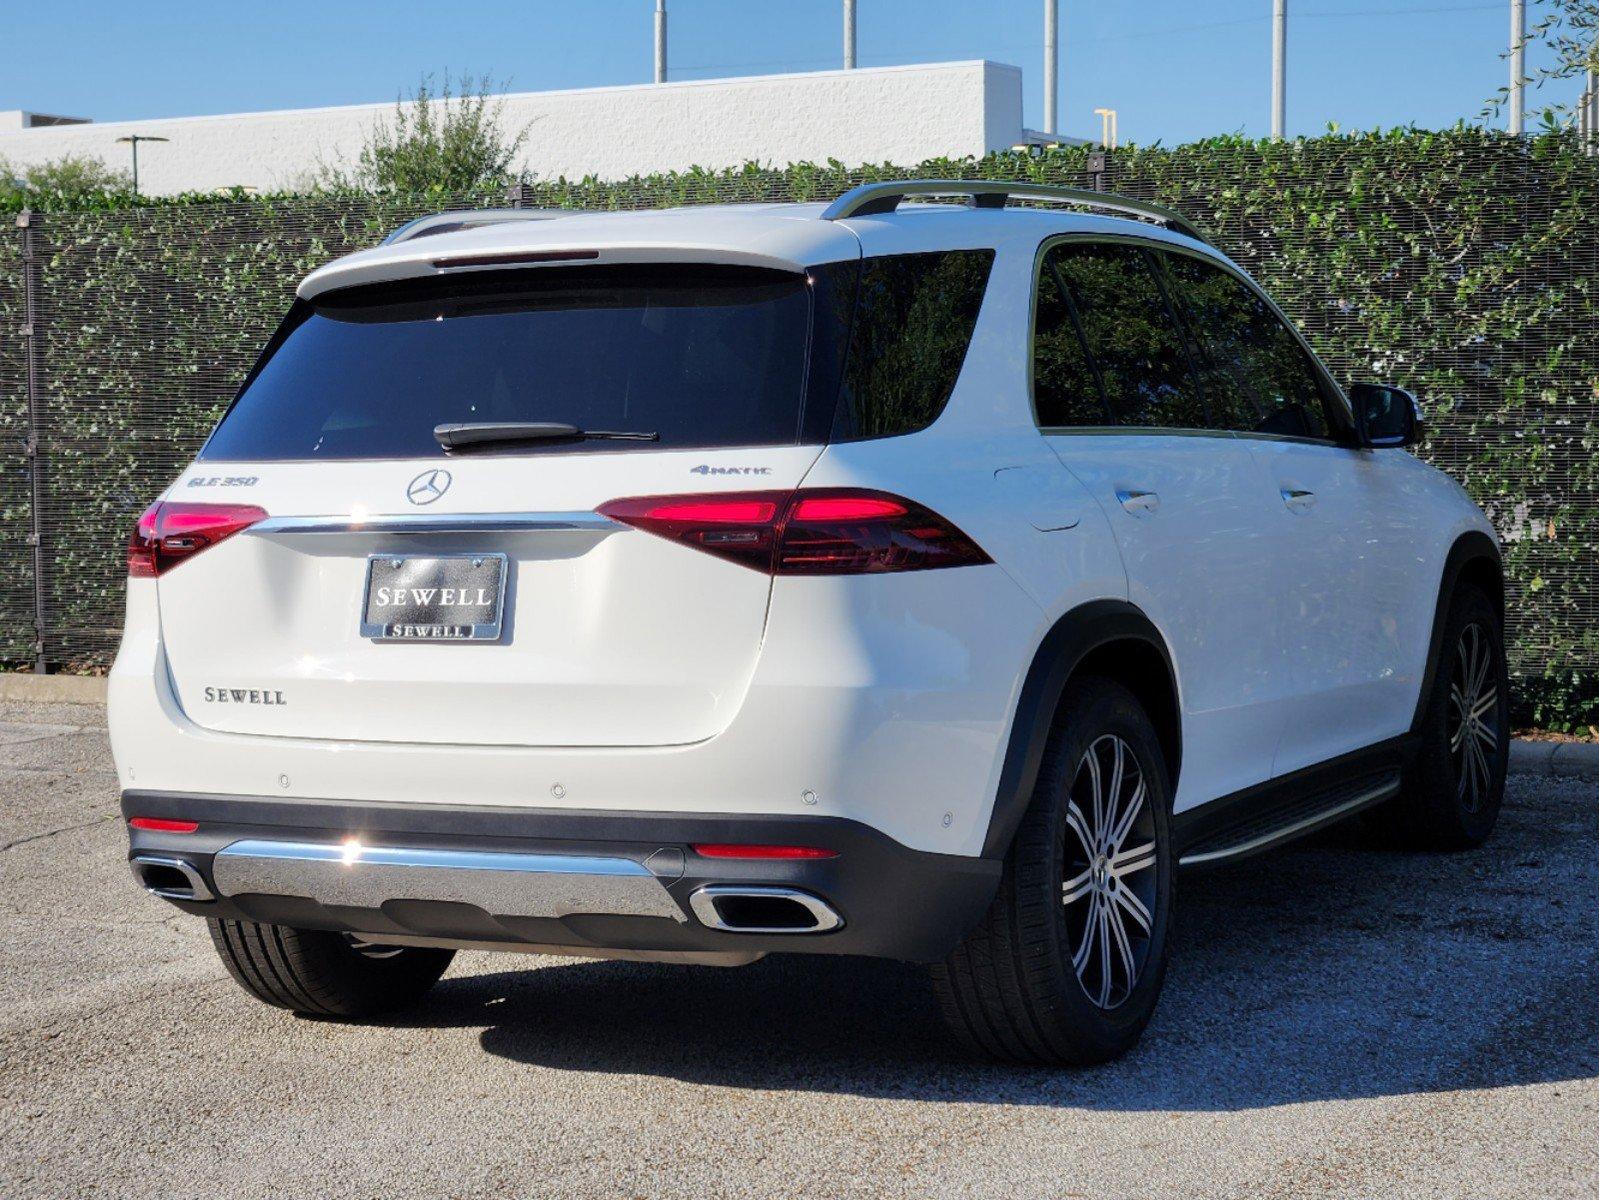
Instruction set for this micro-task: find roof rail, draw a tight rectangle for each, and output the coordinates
[381,209,571,246]
[819,179,1207,243]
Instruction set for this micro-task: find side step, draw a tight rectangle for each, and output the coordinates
[1177,769,1401,868]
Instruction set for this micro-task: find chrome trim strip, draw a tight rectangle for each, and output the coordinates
[1178,777,1400,868]
[130,854,215,903]
[248,511,622,536]
[220,839,654,876]
[212,839,686,923]
[688,885,844,934]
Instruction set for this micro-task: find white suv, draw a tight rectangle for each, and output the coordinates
[110,180,1508,1065]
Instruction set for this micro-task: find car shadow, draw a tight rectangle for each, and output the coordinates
[377,787,1599,1112]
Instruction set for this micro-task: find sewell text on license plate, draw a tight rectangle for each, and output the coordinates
[361,554,507,642]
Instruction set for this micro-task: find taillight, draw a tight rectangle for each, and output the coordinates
[597,489,989,575]
[128,502,268,577]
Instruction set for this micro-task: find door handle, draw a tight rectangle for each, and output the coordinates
[1280,488,1317,512]
[1116,488,1160,517]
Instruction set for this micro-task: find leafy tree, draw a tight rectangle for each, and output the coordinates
[0,154,132,203]
[1486,0,1599,125]
[330,72,530,194]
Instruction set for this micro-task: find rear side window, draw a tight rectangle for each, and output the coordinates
[828,250,995,441]
[1033,255,1109,427]
[1162,252,1333,440]
[1044,243,1209,430]
[202,264,814,461]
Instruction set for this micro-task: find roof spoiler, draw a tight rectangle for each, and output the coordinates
[381,209,571,246]
[819,179,1207,244]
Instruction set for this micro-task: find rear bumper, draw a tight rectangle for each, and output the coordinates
[122,791,1001,963]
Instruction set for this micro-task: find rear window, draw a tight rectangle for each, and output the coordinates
[202,264,815,461]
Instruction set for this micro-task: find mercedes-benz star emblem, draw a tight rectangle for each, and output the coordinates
[406,469,452,506]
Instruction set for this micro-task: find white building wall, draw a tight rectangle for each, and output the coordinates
[0,62,1024,196]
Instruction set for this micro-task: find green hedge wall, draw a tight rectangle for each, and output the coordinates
[0,130,1594,726]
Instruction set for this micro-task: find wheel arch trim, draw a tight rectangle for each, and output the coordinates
[1409,530,1504,737]
[981,599,1180,859]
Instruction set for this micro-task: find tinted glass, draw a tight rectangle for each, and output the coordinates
[1033,259,1110,426]
[830,250,995,441]
[1163,252,1332,439]
[202,265,813,461]
[1048,243,1209,430]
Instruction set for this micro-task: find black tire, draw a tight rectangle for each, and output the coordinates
[1371,584,1509,849]
[931,676,1174,1066]
[208,919,454,1018]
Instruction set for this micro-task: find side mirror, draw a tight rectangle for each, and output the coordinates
[1350,383,1424,448]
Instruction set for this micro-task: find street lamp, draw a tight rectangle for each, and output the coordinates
[116,134,169,195]
[1094,107,1118,149]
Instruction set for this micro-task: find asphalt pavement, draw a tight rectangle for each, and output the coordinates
[1,698,1595,1199]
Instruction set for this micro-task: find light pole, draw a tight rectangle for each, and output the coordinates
[1271,0,1287,140]
[1509,0,1526,134]
[115,134,169,195]
[1584,61,1597,156]
[654,0,667,84]
[844,0,856,69]
[1094,107,1118,150]
[1044,0,1059,136]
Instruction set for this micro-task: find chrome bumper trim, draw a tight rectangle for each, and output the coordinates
[247,511,622,536]
[211,839,686,923]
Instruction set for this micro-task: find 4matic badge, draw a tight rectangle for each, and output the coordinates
[690,465,772,476]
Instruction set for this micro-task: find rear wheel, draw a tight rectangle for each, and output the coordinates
[1373,584,1508,849]
[932,677,1174,1065]
[208,919,454,1018]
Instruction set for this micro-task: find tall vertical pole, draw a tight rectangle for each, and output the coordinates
[1579,62,1592,157]
[130,141,140,194]
[16,210,49,673]
[1271,0,1287,140]
[1043,0,1059,135]
[1509,0,1526,135]
[654,0,667,84]
[844,0,856,69]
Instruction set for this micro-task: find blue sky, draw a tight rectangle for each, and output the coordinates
[2,1,1585,145]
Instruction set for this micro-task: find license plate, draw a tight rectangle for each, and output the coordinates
[361,554,507,642]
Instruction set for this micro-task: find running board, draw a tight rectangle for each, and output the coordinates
[1177,770,1401,868]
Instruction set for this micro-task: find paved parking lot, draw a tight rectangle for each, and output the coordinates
[1,698,1595,1199]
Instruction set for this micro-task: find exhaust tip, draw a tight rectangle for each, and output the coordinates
[688,886,842,934]
[130,855,214,903]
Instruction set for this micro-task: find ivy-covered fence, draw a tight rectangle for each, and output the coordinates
[1,130,1595,726]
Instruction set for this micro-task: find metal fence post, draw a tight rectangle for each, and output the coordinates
[15,209,48,673]
[1087,151,1106,193]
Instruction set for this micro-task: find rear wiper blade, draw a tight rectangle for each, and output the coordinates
[433,422,660,451]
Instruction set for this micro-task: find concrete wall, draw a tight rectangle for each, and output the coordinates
[0,62,1024,196]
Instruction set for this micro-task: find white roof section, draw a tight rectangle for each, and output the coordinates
[297,199,1220,300]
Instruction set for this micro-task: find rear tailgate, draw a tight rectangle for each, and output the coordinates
[158,448,820,746]
[153,260,843,748]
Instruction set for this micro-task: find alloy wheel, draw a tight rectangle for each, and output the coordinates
[1060,734,1159,1010]
[1449,621,1502,814]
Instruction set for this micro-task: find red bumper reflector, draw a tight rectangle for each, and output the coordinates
[128,817,199,833]
[691,843,839,860]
